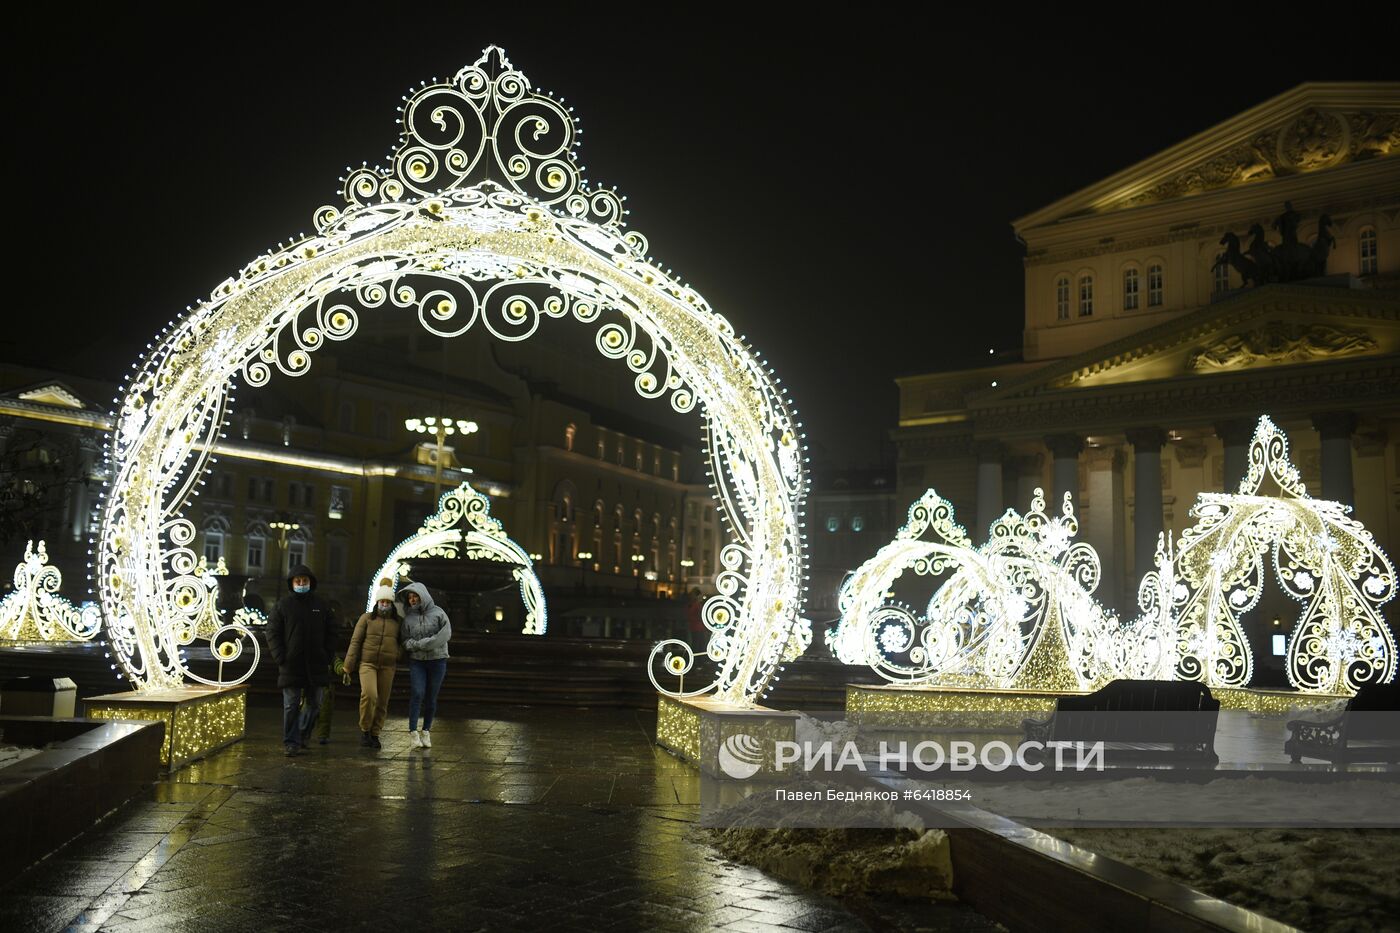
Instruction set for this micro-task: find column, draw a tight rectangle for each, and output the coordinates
[1009,453,1044,511]
[1213,419,1256,492]
[1044,433,1084,509]
[1311,411,1357,504]
[1126,427,1166,584]
[973,440,1004,530]
[70,434,101,542]
[1085,446,1125,613]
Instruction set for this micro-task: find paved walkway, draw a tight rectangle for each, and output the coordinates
[1,704,998,932]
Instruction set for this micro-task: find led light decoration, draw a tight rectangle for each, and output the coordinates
[0,540,101,643]
[96,47,808,704]
[368,482,545,634]
[1170,416,1395,694]
[828,489,1170,691]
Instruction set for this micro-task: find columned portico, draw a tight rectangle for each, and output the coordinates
[1084,445,1125,612]
[1215,419,1257,492]
[1044,433,1084,507]
[1125,427,1166,584]
[974,439,1004,530]
[1010,453,1045,514]
[1311,411,1358,505]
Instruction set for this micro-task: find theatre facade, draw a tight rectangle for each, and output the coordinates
[893,83,1400,671]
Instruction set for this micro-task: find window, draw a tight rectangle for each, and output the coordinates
[564,423,576,452]
[1078,275,1093,317]
[826,516,840,532]
[1213,260,1231,294]
[596,433,606,459]
[218,473,232,497]
[328,486,349,520]
[850,515,865,532]
[301,483,315,509]
[247,477,258,501]
[1147,264,1163,306]
[1360,226,1378,275]
[203,532,223,565]
[263,479,275,503]
[1122,267,1139,310]
[1055,276,1070,320]
[286,540,306,573]
[246,536,265,572]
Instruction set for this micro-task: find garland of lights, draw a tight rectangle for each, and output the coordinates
[367,483,545,635]
[0,540,101,643]
[95,47,809,704]
[1171,416,1395,693]
[828,489,1168,690]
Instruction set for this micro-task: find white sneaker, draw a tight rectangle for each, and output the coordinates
[421,730,432,749]
[409,730,423,749]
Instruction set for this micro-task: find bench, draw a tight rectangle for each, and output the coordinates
[1022,679,1220,763]
[1285,681,1400,764]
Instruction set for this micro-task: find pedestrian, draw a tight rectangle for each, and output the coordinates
[344,579,402,750]
[265,564,339,757]
[399,581,450,749]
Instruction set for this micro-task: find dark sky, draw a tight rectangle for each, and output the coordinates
[8,12,1396,468]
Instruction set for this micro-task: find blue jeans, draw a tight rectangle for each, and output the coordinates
[408,658,447,731]
[282,686,323,747]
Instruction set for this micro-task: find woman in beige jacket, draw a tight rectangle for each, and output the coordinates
[344,579,402,749]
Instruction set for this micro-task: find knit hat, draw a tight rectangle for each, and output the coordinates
[372,577,396,604]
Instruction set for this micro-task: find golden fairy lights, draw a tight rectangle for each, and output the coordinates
[369,483,546,635]
[95,47,808,706]
[86,689,246,768]
[0,540,101,643]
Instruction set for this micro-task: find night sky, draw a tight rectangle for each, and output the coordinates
[8,13,1395,468]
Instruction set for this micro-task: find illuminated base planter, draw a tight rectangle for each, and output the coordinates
[84,686,246,770]
[655,693,799,776]
[846,682,1350,720]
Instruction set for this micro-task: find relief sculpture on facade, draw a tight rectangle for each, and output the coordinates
[1188,320,1378,371]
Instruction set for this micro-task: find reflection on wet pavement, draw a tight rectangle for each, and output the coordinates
[0,704,998,932]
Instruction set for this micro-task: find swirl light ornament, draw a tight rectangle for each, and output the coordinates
[828,489,1150,691]
[368,483,545,635]
[96,47,808,704]
[1170,416,1395,694]
[0,540,101,643]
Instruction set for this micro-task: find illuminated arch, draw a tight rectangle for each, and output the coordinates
[369,483,545,635]
[96,47,808,705]
[1171,416,1396,693]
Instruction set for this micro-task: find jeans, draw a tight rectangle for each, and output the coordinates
[282,686,323,747]
[407,658,447,731]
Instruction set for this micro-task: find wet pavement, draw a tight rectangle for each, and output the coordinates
[0,703,998,932]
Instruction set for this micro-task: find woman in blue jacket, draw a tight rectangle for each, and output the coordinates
[398,581,450,749]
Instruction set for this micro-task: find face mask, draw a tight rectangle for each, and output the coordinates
[376,602,394,616]
[293,584,311,594]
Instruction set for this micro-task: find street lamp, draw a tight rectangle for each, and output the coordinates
[405,416,478,500]
[577,550,593,590]
[269,520,300,575]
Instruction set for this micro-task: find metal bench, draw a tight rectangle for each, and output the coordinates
[1285,682,1400,764]
[1022,679,1220,763]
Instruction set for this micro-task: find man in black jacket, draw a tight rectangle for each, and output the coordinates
[265,564,339,756]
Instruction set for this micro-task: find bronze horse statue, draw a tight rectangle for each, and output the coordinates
[1217,232,1264,288]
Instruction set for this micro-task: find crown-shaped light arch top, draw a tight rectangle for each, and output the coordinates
[0,540,102,643]
[95,48,810,707]
[1171,416,1396,693]
[368,484,545,635]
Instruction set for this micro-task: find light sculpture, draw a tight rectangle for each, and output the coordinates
[0,540,101,643]
[828,489,1157,690]
[368,483,545,635]
[1170,416,1395,693]
[96,47,808,704]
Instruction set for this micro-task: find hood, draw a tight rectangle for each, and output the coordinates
[398,581,436,612]
[287,564,318,592]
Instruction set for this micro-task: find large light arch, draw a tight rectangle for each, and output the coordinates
[96,47,810,706]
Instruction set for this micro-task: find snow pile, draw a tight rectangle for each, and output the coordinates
[1053,827,1400,933]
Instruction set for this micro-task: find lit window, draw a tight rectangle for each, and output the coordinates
[328,486,349,520]
[1360,227,1377,275]
[1122,267,1139,310]
[1078,276,1093,317]
[826,516,839,532]
[203,532,223,565]
[1055,276,1070,320]
[564,423,576,452]
[1214,260,1231,294]
[1147,264,1163,306]
[850,516,865,532]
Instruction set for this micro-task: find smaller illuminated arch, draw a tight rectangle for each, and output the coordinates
[1170,416,1396,693]
[0,540,101,643]
[369,483,545,635]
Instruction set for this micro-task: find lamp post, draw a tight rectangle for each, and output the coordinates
[405,417,478,501]
[577,550,593,591]
[269,520,300,575]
